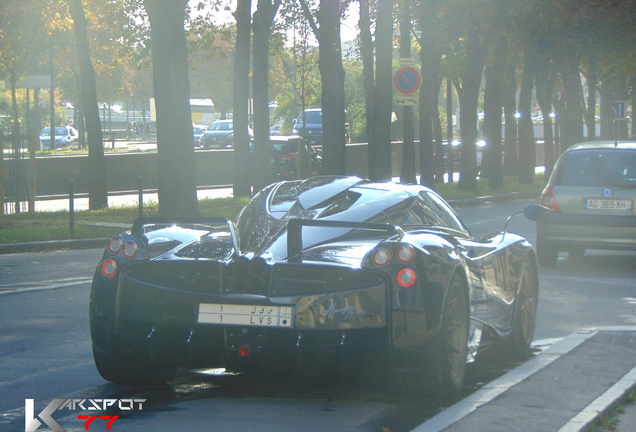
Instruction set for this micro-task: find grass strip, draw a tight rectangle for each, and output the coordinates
[0,175,545,244]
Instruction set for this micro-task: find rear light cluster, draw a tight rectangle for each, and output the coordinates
[371,245,417,288]
[102,236,140,278]
[540,186,560,211]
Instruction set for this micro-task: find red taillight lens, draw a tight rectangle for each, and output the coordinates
[397,268,416,287]
[121,240,139,259]
[396,245,415,264]
[106,237,122,255]
[101,259,117,278]
[372,248,391,268]
[280,153,297,160]
[540,186,560,211]
[238,344,251,357]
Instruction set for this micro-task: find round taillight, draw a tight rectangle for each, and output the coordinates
[397,268,417,288]
[121,240,139,259]
[238,344,250,357]
[372,248,391,268]
[396,245,415,264]
[101,259,117,278]
[106,236,122,255]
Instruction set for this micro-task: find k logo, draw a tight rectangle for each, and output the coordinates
[25,399,66,432]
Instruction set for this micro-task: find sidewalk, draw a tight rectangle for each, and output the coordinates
[413,328,636,432]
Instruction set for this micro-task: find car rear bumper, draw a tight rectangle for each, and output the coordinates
[537,211,636,250]
[90,263,392,374]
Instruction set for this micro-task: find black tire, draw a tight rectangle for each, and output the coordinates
[93,346,177,385]
[506,259,538,361]
[537,239,558,267]
[422,273,470,398]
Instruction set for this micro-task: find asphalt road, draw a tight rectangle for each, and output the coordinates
[1,198,636,431]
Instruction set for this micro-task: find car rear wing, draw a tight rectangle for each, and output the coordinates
[286,218,405,263]
[131,217,239,252]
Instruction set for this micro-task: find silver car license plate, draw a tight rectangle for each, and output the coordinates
[198,304,293,327]
[583,198,633,211]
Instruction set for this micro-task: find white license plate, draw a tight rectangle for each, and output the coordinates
[198,304,293,327]
[583,198,633,211]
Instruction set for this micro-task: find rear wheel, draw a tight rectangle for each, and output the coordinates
[506,260,538,361]
[93,346,177,385]
[420,273,470,398]
[537,239,558,267]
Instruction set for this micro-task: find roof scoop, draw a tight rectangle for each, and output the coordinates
[297,176,363,210]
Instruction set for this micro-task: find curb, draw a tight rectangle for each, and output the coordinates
[0,237,108,254]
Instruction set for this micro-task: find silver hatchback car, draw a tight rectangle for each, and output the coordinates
[528,141,636,267]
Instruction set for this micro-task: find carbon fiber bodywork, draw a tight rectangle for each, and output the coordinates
[90,176,537,382]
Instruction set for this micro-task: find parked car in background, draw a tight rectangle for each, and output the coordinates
[437,139,486,171]
[89,176,537,396]
[249,136,322,182]
[192,124,207,148]
[292,107,351,145]
[524,141,636,267]
[269,136,321,180]
[200,120,253,149]
[39,126,79,149]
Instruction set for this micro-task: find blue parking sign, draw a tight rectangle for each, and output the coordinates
[613,101,626,119]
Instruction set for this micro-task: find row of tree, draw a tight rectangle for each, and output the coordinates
[1,0,635,216]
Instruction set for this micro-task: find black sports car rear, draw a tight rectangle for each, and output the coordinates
[89,176,538,396]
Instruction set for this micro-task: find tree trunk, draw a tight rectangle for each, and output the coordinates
[535,52,555,177]
[503,63,518,176]
[458,22,489,192]
[317,0,346,175]
[368,0,393,181]
[583,60,597,140]
[252,0,280,193]
[68,0,108,209]
[483,33,506,190]
[559,53,584,149]
[399,0,415,184]
[446,77,454,183]
[599,80,614,140]
[433,92,444,183]
[417,0,438,188]
[517,50,535,185]
[144,0,199,217]
[359,0,374,145]
[233,0,252,197]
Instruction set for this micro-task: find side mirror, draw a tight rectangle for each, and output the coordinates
[523,204,548,222]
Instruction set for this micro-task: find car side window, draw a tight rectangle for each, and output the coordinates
[404,201,446,227]
[407,191,467,235]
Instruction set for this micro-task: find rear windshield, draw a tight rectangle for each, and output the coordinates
[300,111,322,124]
[556,149,636,187]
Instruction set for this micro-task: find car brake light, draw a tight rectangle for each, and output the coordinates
[280,153,297,160]
[101,259,117,278]
[106,236,122,255]
[371,248,391,268]
[397,268,417,287]
[540,186,560,211]
[121,240,139,259]
[396,245,415,264]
